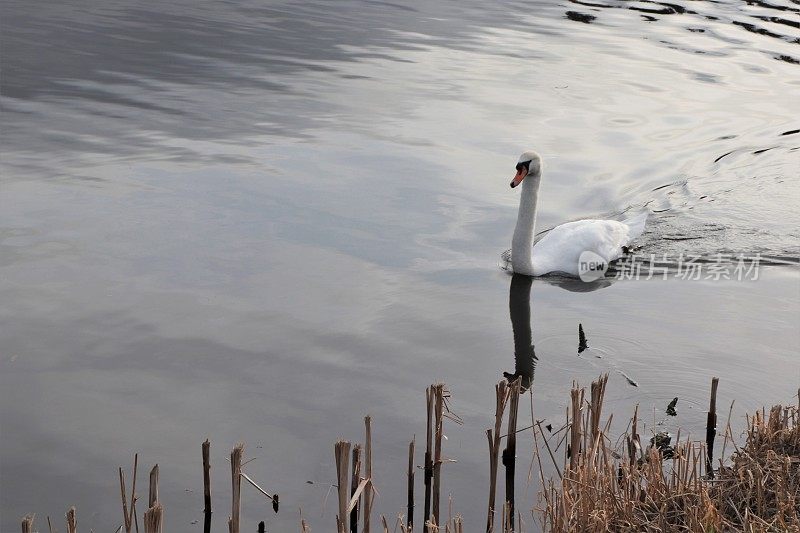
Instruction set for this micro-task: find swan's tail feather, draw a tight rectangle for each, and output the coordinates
[622,211,648,241]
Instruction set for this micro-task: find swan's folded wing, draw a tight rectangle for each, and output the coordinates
[532,219,636,275]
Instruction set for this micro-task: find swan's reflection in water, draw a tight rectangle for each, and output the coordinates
[540,275,613,293]
[503,274,538,392]
[503,273,610,391]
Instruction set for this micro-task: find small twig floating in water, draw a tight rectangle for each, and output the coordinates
[617,370,638,387]
[240,472,279,511]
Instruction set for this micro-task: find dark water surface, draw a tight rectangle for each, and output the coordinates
[2,0,799,530]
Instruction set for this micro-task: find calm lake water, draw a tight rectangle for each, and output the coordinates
[2,0,799,530]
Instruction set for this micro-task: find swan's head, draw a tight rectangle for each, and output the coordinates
[510,150,542,188]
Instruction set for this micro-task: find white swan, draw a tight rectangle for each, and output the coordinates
[507,150,647,277]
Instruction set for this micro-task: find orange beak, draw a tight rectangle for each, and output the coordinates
[510,168,526,188]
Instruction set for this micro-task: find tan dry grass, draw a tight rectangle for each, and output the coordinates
[538,377,799,532]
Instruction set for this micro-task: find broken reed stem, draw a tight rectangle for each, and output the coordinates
[228,443,244,533]
[407,436,415,531]
[66,507,76,533]
[202,440,211,533]
[148,465,159,508]
[119,454,139,533]
[335,440,352,533]
[706,376,719,478]
[131,454,139,533]
[486,380,509,533]
[569,385,582,472]
[534,421,562,479]
[424,386,434,528]
[589,374,608,442]
[21,514,35,533]
[503,378,521,531]
[350,445,362,533]
[364,416,373,533]
[143,503,163,533]
[432,384,445,527]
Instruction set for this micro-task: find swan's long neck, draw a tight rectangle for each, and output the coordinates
[511,172,541,276]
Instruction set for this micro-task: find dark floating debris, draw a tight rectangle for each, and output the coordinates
[666,397,678,416]
[649,431,675,459]
[565,10,596,23]
[780,129,800,136]
[618,370,638,387]
[578,323,588,354]
[545,423,552,433]
[714,150,734,163]
[753,147,775,155]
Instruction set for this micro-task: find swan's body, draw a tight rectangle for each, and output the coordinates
[507,151,647,277]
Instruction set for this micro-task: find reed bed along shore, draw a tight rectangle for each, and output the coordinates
[19,377,800,532]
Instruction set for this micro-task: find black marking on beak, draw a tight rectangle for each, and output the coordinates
[511,160,531,188]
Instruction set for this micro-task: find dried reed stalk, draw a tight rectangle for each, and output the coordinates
[21,514,35,533]
[118,453,139,533]
[408,436,416,530]
[350,444,362,533]
[486,380,509,532]
[202,440,211,533]
[364,416,373,533]
[424,386,434,527]
[568,385,582,472]
[148,465,159,508]
[228,443,244,533]
[706,376,719,478]
[143,503,162,533]
[503,378,521,531]
[335,440,352,533]
[588,374,607,442]
[66,507,76,533]
[538,375,800,532]
[432,383,445,527]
